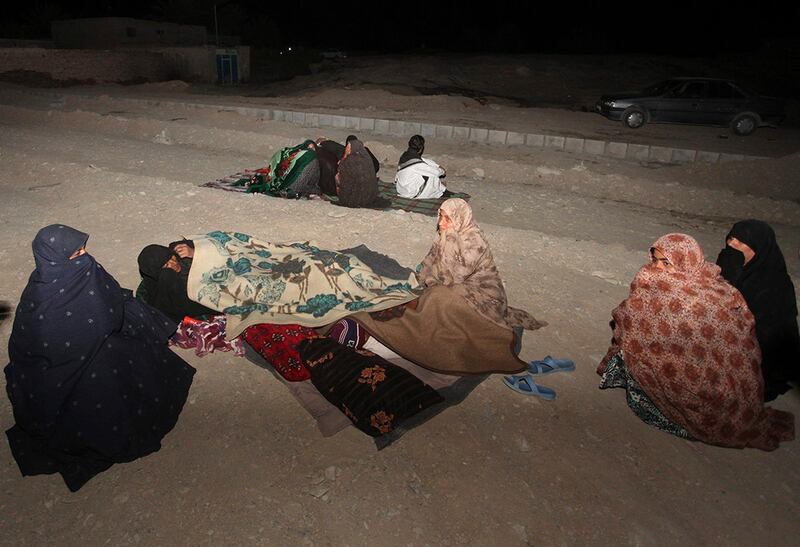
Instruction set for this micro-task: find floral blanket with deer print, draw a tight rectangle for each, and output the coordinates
[187,231,421,337]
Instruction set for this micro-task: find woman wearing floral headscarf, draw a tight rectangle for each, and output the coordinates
[347,199,546,379]
[418,198,544,331]
[597,233,793,451]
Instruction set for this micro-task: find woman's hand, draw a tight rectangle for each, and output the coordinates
[173,243,194,259]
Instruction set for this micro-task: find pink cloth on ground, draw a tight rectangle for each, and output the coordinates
[170,315,244,357]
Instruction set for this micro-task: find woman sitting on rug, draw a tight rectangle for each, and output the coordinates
[5,225,195,491]
[716,220,800,401]
[418,198,543,332]
[250,140,320,198]
[596,233,794,451]
[336,139,388,208]
[137,241,216,324]
[339,198,548,380]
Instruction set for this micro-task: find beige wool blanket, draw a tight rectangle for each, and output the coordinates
[187,231,420,337]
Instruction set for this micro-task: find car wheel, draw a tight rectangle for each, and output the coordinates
[622,106,647,129]
[731,113,759,136]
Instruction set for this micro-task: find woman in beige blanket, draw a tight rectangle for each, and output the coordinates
[352,199,545,375]
[419,198,544,331]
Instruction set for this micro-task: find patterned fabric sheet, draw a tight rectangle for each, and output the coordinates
[300,337,445,438]
[201,171,470,217]
[187,232,421,337]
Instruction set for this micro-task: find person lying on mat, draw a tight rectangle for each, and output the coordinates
[596,232,794,451]
[5,224,195,491]
[316,134,380,172]
[247,140,320,198]
[395,134,451,200]
[716,220,800,402]
[185,231,421,339]
[137,240,215,324]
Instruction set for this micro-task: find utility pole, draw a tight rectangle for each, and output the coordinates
[214,3,219,47]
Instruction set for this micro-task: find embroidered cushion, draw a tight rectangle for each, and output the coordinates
[299,338,444,436]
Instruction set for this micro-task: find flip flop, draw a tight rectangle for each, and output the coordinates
[502,374,556,400]
[528,355,575,376]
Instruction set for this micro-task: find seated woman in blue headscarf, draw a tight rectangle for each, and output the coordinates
[4,225,196,491]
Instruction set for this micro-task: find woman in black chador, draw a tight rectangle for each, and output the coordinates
[717,219,800,401]
[4,225,195,491]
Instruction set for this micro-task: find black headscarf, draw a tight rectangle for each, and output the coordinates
[315,146,340,196]
[717,219,800,397]
[337,140,388,209]
[319,137,380,172]
[718,220,797,325]
[5,225,195,491]
[138,244,174,298]
[318,139,345,159]
[137,243,215,323]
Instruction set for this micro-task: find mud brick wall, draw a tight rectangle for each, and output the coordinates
[0,48,172,83]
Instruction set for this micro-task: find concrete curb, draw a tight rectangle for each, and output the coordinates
[12,88,770,165]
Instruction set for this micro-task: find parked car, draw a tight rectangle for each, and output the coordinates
[595,78,785,135]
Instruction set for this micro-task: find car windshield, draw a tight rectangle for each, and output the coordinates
[641,80,682,96]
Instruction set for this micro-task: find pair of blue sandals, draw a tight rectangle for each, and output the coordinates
[502,356,575,400]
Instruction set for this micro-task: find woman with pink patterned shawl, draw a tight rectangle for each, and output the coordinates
[597,233,794,451]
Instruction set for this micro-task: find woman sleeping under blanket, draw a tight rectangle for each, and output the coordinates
[137,240,216,324]
[238,140,321,198]
[137,234,420,355]
[184,231,422,337]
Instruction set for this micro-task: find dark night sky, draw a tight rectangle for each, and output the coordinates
[1,0,799,54]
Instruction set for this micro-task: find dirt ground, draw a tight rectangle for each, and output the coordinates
[0,54,799,546]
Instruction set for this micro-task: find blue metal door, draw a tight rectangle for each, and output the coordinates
[216,49,239,85]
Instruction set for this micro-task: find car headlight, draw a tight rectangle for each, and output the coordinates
[603,100,616,108]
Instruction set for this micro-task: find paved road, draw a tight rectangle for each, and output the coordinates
[4,81,800,158]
